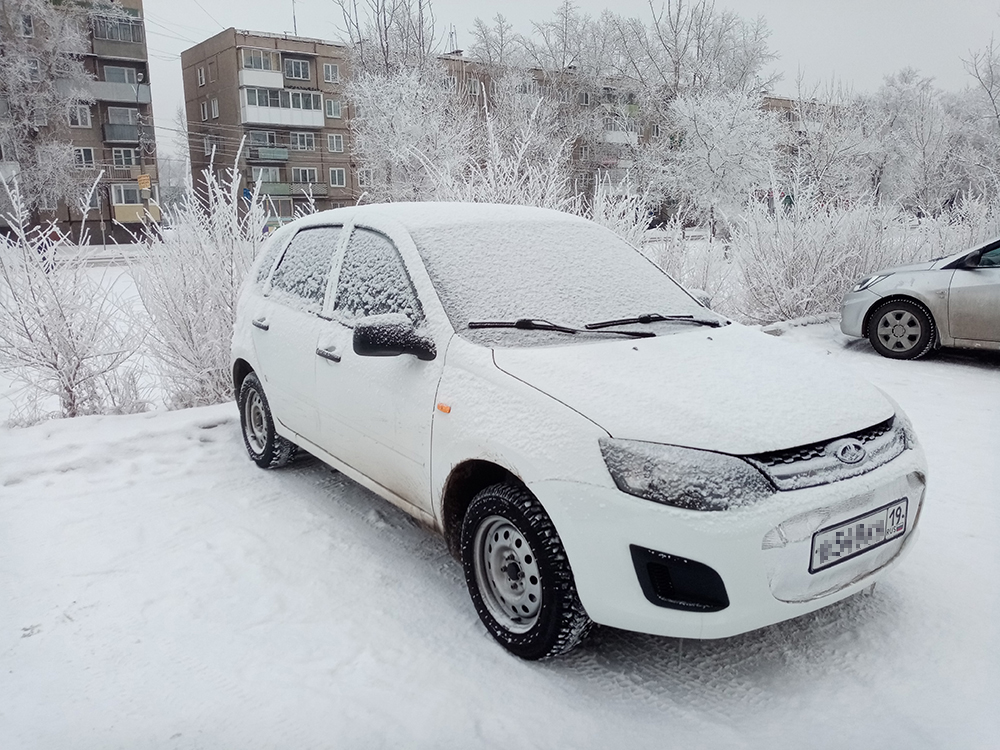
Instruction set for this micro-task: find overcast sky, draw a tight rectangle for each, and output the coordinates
[145,0,1000,157]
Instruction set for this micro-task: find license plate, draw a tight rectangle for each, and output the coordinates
[810,498,908,573]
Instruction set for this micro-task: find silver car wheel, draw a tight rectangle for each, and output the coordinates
[243,389,268,455]
[473,515,543,633]
[875,309,922,352]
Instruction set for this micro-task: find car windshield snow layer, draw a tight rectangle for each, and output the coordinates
[410,220,713,347]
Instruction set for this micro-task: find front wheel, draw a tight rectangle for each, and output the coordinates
[868,299,935,359]
[461,483,591,660]
[238,372,293,469]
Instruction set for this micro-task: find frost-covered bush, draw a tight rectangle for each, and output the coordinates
[0,178,146,423]
[131,162,268,408]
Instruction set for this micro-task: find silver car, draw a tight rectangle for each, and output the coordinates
[841,240,1000,359]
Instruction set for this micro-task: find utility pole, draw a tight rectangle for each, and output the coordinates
[135,72,152,220]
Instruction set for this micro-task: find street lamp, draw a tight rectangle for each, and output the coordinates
[135,72,151,216]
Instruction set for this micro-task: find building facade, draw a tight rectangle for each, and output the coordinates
[0,0,160,243]
[181,29,355,223]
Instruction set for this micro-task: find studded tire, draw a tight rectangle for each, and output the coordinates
[461,482,592,660]
[238,372,294,469]
[867,299,936,360]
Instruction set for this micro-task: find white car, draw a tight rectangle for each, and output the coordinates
[841,240,1000,358]
[232,203,927,660]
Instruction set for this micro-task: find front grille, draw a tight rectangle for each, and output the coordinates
[746,418,906,491]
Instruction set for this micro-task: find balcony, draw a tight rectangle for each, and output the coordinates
[92,38,146,60]
[257,182,328,197]
[102,123,155,143]
[113,203,161,223]
[241,104,324,128]
[251,147,289,162]
[239,69,284,89]
[108,164,158,182]
[89,81,151,104]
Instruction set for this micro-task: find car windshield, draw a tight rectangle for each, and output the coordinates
[410,219,715,347]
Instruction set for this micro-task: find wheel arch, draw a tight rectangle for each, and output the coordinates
[440,459,523,559]
[233,358,254,396]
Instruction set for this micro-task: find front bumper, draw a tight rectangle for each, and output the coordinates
[840,289,882,337]
[534,446,926,639]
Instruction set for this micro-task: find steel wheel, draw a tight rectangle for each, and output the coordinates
[473,515,543,633]
[243,389,268,455]
[867,299,935,360]
[237,372,294,469]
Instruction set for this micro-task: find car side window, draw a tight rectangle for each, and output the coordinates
[978,247,1000,267]
[269,226,342,313]
[333,228,424,323]
[255,232,286,285]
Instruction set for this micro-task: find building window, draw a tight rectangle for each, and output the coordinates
[329,168,346,188]
[289,91,321,110]
[105,66,138,84]
[211,98,219,118]
[323,63,340,83]
[357,169,371,187]
[445,76,457,91]
[291,167,318,184]
[21,14,34,37]
[73,148,95,168]
[31,105,47,126]
[93,17,143,43]
[578,144,592,161]
[68,104,91,128]
[578,91,591,106]
[249,131,277,146]
[197,67,205,86]
[113,148,138,167]
[291,132,315,151]
[468,78,481,96]
[284,59,310,80]
[27,58,41,83]
[265,197,293,218]
[243,48,280,71]
[38,192,57,211]
[208,61,217,82]
[246,88,320,111]
[325,99,342,119]
[327,133,344,152]
[108,107,139,125]
[200,101,208,121]
[112,184,142,205]
[252,166,281,183]
[87,189,101,209]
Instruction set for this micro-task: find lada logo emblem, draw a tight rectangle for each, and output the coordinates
[830,439,867,464]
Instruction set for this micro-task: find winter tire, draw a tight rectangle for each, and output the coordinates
[868,299,936,360]
[238,372,293,469]
[461,482,592,660]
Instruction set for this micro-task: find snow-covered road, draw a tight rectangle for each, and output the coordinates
[1,321,997,749]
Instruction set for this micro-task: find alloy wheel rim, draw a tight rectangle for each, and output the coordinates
[876,309,922,352]
[244,390,267,454]
[473,515,543,633]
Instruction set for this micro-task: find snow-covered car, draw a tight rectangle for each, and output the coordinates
[232,203,927,660]
[840,239,1000,359]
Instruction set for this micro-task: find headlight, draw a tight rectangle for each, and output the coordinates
[852,273,892,292]
[599,438,775,511]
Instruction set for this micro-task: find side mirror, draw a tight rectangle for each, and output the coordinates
[961,251,983,269]
[687,288,712,309]
[353,314,437,361]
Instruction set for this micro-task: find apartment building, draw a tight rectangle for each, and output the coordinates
[0,0,160,243]
[181,29,354,223]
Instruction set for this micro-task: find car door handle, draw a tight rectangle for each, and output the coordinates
[315,346,341,363]
[252,318,269,331]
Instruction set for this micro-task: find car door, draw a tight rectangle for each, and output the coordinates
[314,226,444,512]
[949,247,1000,343]
[250,225,343,443]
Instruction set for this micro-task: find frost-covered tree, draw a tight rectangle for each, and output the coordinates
[335,0,438,74]
[0,0,102,218]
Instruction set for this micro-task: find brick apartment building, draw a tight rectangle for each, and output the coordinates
[0,0,160,243]
[181,29,355,223]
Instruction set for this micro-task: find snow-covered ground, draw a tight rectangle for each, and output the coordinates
[1,320,997,749]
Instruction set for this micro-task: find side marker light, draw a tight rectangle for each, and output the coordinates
[437,403,452,414]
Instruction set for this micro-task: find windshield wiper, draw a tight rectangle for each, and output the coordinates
[585,312,723,330]
[468,318,655,338]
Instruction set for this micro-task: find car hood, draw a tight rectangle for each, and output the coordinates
[491,324,894,455]
[879,260,938,274]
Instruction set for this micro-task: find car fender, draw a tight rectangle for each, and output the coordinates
[866,269,956,346]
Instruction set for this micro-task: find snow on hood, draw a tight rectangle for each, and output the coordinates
[492,324,894,455]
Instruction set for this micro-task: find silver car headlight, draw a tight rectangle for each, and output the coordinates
[599,438,776,511]
[852,273,892,292]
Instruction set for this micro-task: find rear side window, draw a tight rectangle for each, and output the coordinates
[333,228,423,323]
[270,226,342,312]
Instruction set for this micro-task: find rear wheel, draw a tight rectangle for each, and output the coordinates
[461,482,591,660]
[868,299,935,359]
[238,372,293,469]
